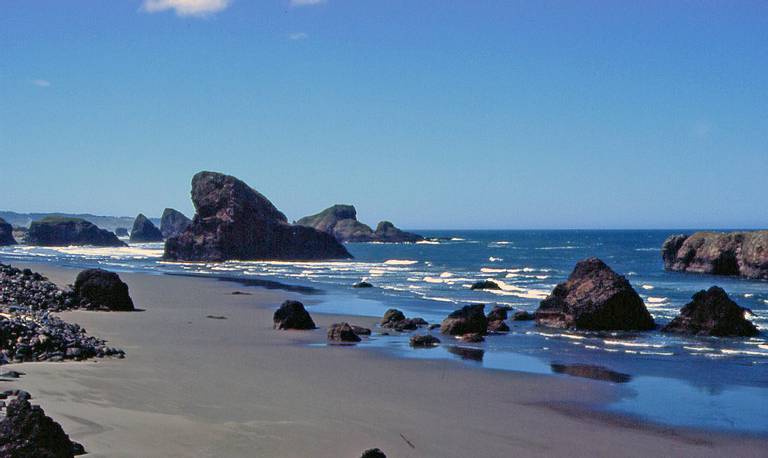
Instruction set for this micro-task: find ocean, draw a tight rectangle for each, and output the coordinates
[2,229,767,434]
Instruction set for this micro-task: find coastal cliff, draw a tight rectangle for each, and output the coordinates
[662,231,768,280]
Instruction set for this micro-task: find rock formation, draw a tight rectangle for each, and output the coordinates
[0,397,85,457]
[129,213,163,243]
[534,258,655,331]
[74,269,135,311]
[662,286,759,337]
[471,280,501,291]
[296,204,423,243]
[0,217,16,246]
[327,322,362,343]
[410,334,441,347]
[273,300,316,330]
[440,304,488,336]
[661,231,768,280]
[27,217,126,247]
[380,309,427,331]
[160,208,192,239]
[163,172,351,262]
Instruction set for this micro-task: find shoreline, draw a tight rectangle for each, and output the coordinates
[3,261,768,457]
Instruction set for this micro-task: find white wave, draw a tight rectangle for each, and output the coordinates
[383,259,418,266]
[439,272,454,278]
[634,248,658,252]
[720,349,768,357]
[684,346,715,352]
[50,245,164,258]
[416,240,439,245]
[450,237,465,241]
[743,293,753,298]
[488,257,503,262]
[603,340,665,349]
[646,297,667,304]
[536,246,582,250]
[423,296,456,303]
[641,284,654,290]
[639,351,674,356]
[483,279,550,300]
[480,267,506,273]
[423,276,446,284]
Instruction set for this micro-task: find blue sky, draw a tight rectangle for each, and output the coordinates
[1,0,766,229]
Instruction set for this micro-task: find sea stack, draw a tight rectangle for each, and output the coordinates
[296,204,423,243]
[0,217,16,246]
[129,214,163,243]
[534,257,655,331]
[27,217,126,247]
[662,286,759,337]
[163,171,351,262]
[74,269,135,311]
[661,231,768,280]
[159,208,192,239]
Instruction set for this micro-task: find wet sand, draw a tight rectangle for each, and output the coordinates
[6,263,767,457]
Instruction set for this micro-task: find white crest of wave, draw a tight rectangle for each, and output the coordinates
[480,267,506,273]
[439,272,454,278]
[51,245,164,258]
[646,297,667,303]
[383,259,418,265]
[488,257,503,262]
[603,340,665,349]
[416,240,439,245]
[481,279,550,300]
[641,284,654,290]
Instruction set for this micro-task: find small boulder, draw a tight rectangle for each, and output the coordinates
[410,334,441,347]
[512,310,535,321]
[129,213,163,243]
[458,332,485,343]
[351,325,372,336]
[361,449,387,458]
[487,320,509,333]
[273,300,316,330]
[487,305,509,321]
[662,286,759,337]
[380,309,406,326]
[74,269,135,311]
[353,281,374,289]
[471,280,501,291]
[440,304,487,335]
[327,322,361,343]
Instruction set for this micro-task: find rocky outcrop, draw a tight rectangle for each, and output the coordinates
[129,213,163,243]
[296,204,423,243]
[534,258,655,331]
[487,305,509,321]
[662,231,768,280]
[440,304,488,336]
[380,309,427,332]
[27,217,126,247]
[471,280,501,291]
[0,217,16,246]
[160,208,192,239]
[327,322,361,343]
[273,301,316,330]
[74,269,135,311]
[0,397,85,457]
[410,334,441,347]
[163,172,351,262]
[662,286,759,337]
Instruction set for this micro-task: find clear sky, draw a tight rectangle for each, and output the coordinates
[1,1,766,229]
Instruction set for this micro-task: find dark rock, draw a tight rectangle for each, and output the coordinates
[353,281,374,289]
[380,309,406,326]
[361,448,387,458]
[534,258,655,331]
[74,269,135,311]
[114,227,129,237]
[487,320,509,333]
[550,363,631,383]
[662,231,768,280]
[163,171,350,262]
[512,310,535,321]
[662,286,759,337]
[273,300,315,330]
[487,305,509,321]
[373,221,423,243]
[0,217,16,246]
[0,398,85,457]
[350,325,372,336]
[471,280,501,291]
[206,315,227,320]
[296,205,375,242]
[428,323,440,330]
[379,309,424,331]
[28,217,126,247]
[440,304,488,335]
[159,208,192,239]
[231,291,252,295]
[409,334,441,347]
[129,213,163,243]
[458,332,485,343]
[327,322,361,343]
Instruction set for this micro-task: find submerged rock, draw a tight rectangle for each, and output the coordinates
[28,217,126,247]
[471,280,501,291]
[662,286,759,337]
[129,213,163,243]
[74,269,135,311]
[440,304,488,336]
[327,322,361,343]
[159,208,192,239]
[352,281,374,289]
[0,217,16,246]
[0,397,85,457]
[273,300,316,330]
[550,363,631,383]
[163,171,350,262]
[351,325,372,336]
[534,258,655,331]
[662,231,768,280]
[409,334,441,347]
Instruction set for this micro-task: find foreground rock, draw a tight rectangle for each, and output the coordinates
[74,269,135,311]
[0,396,85,457]
[361,448,387,458]
[662,286,759,337]
[0,217,16,246]
[163,171,351,262]
[327,322,361,343]
[160,208,192,239]
[296,204,423,243]
[273,301,316,330]
[534,258,655,331]
[28,217,126,247]
[662,231,768,280]
[410,334,441,347]
[441,304,488,336]
[129,213,163,243]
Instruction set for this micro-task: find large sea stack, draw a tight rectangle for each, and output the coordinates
[160,208,192,239]
[129,213,163,243]
[534,257,655,331]
[662,286,759,337]
[0,217,16,246]
[163,172,351,262]
[661,231,768,280]
[28,217,126,247]
[297,204,423,243]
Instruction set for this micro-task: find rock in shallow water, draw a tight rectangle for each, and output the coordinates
[327,322,361,343]
[470,280,501,291]
[360,448,387,458]
[74,269,135,311]
[662,286,759,337]
[273,300,316,330]
[410,334,441,347]
[440,304,487,336]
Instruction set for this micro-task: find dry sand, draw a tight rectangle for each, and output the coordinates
[5,263,767,457]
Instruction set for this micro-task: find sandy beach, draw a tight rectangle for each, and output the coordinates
[4,262,766,458]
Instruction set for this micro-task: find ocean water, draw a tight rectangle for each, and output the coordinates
[2,230,767,434]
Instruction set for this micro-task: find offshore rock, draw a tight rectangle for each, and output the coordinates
[159,208,192,239]
[440,304,488,336]
[662,286,759,337]
[28,217,126,247]
[662,231,768,280]
[0,217,16,246]
[129,213,163,243]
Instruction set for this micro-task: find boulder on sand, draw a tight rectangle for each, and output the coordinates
[129,213,163,243]
[0,217,16,246]
[327,322,362,343]
[661,231,768,280]
[28,217,126,247]
[160,208,192,239]
[163,171,351,262]
[74,269,135,311]
[440,304,488,336]
[273,300,316,330]
[0,397,85,457]
[534,257,655,331]
[662,286,759,337]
